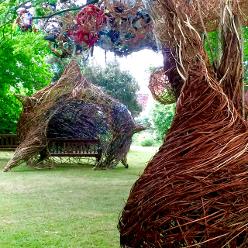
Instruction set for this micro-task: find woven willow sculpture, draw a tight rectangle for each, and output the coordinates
[119,1,248,247]
[4,61,141,171]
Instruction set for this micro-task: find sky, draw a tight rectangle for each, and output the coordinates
[90,47,164,94]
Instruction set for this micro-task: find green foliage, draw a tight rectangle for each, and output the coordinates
[243,27,248,83]
[0,1,17,26]
[140,138,154,147]
[243,27,248,61]
[205,28,248,83]
[0,25,52,133]
[152,103,175,140]
[83,62,142,116]
[135,115,152,128]
[204,31,220,65]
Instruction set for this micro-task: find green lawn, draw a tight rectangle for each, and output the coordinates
[0,147,157,248]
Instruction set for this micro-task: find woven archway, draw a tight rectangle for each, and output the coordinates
[4,61,140,171]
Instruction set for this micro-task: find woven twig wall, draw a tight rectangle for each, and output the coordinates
[119,1,248,247]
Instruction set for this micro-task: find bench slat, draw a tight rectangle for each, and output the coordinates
[47,138,102,162]
[0,147,17,151]
[49,153,99,157]
[0,134,19,150]
[0,135,102,163]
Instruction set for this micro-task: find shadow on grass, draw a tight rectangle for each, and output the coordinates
[5,162,126,171]
[6,163,130,174]
[7,163,94,172]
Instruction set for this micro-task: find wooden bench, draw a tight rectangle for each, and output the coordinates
[47,138,102,162]
[0,135,102,163]
[0,134,19,151]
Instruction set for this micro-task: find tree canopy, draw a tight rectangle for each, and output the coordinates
[152,103,175,140]
[83,62,142,116]
[0,23,52,133]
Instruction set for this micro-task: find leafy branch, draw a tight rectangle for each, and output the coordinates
[32,0,99,19]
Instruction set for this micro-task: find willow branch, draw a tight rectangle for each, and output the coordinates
[32,0,99,20]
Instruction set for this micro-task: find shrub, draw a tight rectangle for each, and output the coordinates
[140,138,154,147]
[152,103,176,140]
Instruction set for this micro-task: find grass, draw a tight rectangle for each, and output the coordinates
[0,147,157,248]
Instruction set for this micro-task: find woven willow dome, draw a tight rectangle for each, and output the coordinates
[4,61,141,172]
[119,0,248,247]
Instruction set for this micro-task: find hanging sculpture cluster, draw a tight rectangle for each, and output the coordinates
[43,5,105,58]
[119,0,248,247]
[3,61,141,172]
[97,0,155,55]
[17,0,155,57]
[69,4,106,47]
[16,8,33,31]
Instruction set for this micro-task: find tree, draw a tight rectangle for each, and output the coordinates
[0,3,52,133]
[152,103,175,140]
[82,62,142,116]
[0,30,52,133]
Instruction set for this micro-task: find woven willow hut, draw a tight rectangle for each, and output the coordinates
[119,0,248,247]
[4,61,142,172]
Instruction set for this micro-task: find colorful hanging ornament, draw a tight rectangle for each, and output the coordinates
[76,4,106,33]
[16,8,33,31]
[97,0,155,55]
[69,4,106,47]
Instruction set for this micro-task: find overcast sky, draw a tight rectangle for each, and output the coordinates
[90,47,164,93]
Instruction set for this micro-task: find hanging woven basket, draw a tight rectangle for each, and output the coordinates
[149,68,176,105]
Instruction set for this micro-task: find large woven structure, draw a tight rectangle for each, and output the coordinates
[4,61,140,171]
[119,0,248,247]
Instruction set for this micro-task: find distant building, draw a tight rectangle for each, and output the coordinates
[137,93,149,111]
